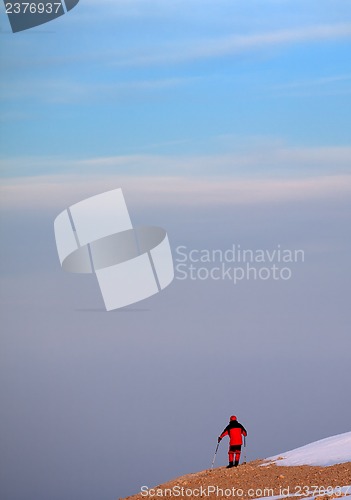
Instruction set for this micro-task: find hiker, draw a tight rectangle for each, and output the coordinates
[218,415,247,468]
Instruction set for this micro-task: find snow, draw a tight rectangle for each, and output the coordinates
[254,433,351,500]
[264,431,351,467]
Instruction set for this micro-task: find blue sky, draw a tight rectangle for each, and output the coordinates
[1,0,351,172]
[1,2,351,500]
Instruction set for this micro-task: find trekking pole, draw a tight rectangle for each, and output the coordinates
[243,436,247,464]
[211,442,220,469]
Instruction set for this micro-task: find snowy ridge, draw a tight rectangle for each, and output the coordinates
[264,431,351,467]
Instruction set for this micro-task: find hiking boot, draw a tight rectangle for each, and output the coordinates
[234,460,239,467]
[226,461,234,468]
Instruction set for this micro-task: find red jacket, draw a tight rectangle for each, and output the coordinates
[220,420,247,446]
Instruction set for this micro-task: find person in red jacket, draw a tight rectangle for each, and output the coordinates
[218,415,247,468]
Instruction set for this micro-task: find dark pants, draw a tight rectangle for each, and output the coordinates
[228,444,242,463]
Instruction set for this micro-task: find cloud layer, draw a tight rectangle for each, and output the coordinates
[2,172,350,211]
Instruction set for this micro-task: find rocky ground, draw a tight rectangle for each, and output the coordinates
[121,460,351,500]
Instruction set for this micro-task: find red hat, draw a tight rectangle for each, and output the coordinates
[230,415,237,421]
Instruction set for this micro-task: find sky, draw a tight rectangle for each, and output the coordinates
[0,1,351,499]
